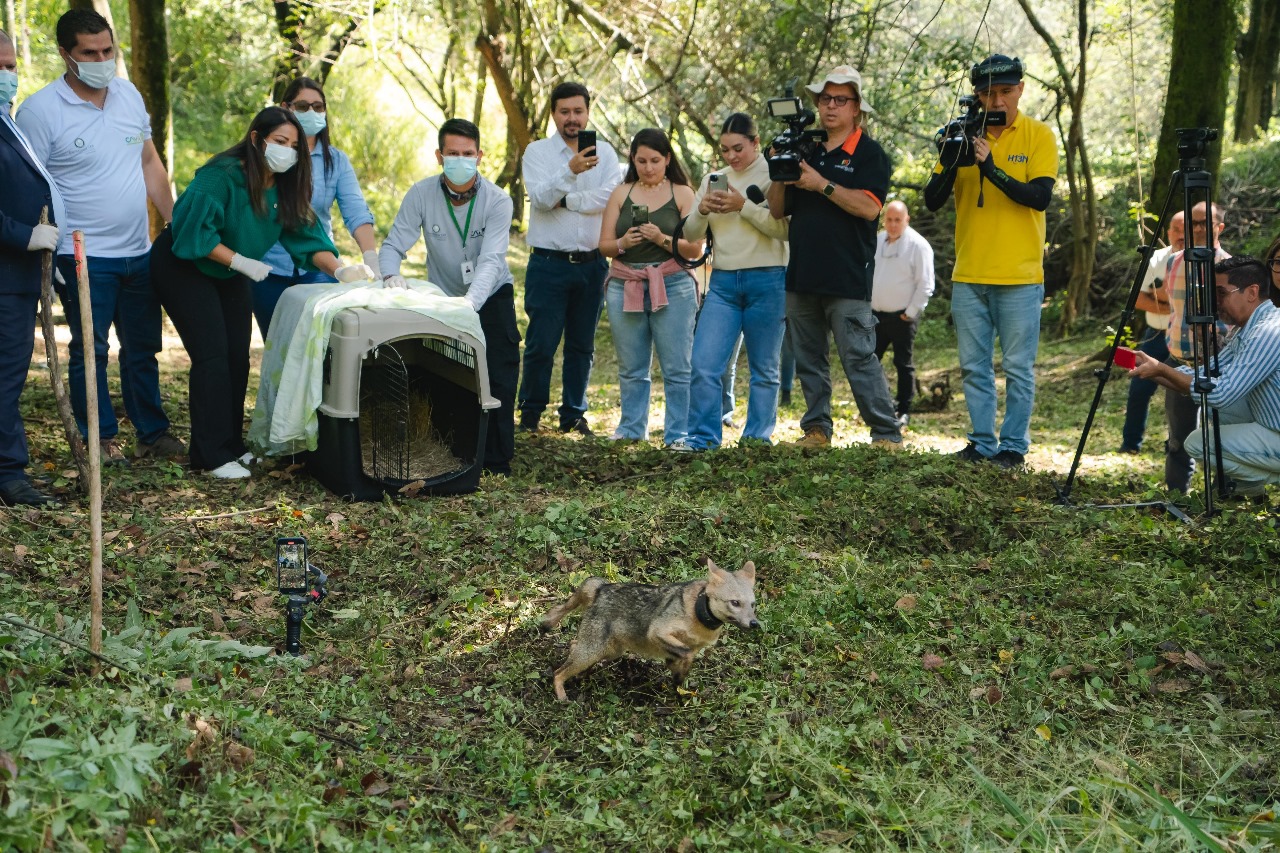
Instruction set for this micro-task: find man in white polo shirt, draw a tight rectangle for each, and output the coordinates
[16,8,181,466]
[871,200,934,427]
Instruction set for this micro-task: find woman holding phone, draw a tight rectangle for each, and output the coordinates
[683,113,790,449]
[599,128,703,447]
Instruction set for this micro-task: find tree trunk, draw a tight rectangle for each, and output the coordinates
[69,0,128,78]
[128,0,169,237]
[271,0,307,102]
[1149,0,1238,220]
[1234,0,1280,141]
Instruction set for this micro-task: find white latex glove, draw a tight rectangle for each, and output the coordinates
[229,253,272,282]
[335,263,375,283]
[54,268,66,287]
[27,224,59,252]
[361,250,382,280]
[382,274,409,290]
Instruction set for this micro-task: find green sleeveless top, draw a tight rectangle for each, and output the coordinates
[616,186,681,265]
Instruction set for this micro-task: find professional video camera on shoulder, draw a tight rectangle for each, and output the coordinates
[765,79,827,182]
[933,55,1022,168]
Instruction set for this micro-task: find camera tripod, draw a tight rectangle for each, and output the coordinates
[1056,127,1226,520]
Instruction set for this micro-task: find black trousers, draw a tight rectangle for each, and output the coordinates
[150,229,251,471]
[873,309,918,414]
[478,284,520,475]
[0,292,38,485]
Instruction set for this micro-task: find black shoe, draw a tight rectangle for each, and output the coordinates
[990,449,1026,469]
[1117,446,1140,456]
[952,442,989,464]
[896,412,910,429]
[780,390,792,407]
[516,419,541,434]
[0,479,60,507]
[559,417,594,437]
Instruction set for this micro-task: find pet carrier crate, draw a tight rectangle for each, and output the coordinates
[310,307,499,501]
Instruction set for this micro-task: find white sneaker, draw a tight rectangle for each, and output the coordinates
[238,452,256,466]
[208,460,251,479]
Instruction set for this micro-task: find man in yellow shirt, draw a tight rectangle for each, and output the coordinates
[925,55,1058,468]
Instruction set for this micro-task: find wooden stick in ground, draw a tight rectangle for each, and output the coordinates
[37,207,89,484]
[73,230,104,655]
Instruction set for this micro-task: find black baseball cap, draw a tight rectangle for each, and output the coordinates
[970,55,1023,91]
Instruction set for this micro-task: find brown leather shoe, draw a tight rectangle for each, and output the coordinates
[788,428,830,449]
[134,431,187,460]
[99,438,131,467]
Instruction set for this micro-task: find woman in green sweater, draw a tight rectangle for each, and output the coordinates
[151,106,371,479]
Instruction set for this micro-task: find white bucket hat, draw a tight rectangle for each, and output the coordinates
[805,65,875,114]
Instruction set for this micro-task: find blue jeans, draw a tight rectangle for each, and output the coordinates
[55,253,170,444]
[721,333,743,416]
[1120,326,1170,451]
[606,272,697,444]
[689,267,786,448]
[951,282,1043,456]
[786,292,900,441]
[518,252,607,428]
[252,268,336,340]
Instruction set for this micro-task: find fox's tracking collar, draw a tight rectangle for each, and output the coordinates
[695,591,723,630]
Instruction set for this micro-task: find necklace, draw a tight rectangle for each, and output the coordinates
[638,178,667,190]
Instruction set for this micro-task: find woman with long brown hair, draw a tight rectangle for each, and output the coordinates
[150,106,371,478]
[599,128,703,447]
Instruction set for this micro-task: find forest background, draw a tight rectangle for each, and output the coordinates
[3,0,1278,333]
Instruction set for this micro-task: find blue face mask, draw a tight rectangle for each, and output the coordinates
[442,156,479,186]
[264,142,299,174]
[72,58,116,90]
[295,109,326,138]
[0,71,17,106]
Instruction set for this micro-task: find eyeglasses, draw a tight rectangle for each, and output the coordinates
[816,94,858,107]
[1215,287,1241,299]
[287,101,326,113]
[1267,258,1280,271]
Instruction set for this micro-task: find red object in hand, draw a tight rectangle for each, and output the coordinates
[1113,346,1137,369]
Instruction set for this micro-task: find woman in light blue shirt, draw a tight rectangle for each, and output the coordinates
[253,76,380,337]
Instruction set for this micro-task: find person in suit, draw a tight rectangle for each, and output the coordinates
[0,30,61,506]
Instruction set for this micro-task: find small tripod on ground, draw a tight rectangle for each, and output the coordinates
[1057,127,1226,520]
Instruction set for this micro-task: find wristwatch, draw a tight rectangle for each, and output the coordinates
[822,182,836,198]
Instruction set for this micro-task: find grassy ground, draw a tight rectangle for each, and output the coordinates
[2,254,1278,851]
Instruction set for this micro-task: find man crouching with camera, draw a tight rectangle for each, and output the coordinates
[767,65,902,450]
[925,55,1058,468]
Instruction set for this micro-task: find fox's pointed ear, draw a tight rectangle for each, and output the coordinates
[737,561,756,583]
[706,560,729,583]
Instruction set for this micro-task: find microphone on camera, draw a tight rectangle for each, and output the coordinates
[745,185,766,205]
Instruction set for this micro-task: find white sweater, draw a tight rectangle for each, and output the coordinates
[683,154,789,271]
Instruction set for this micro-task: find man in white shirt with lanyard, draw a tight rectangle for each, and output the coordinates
[518,81,620,436]
[380,118,519,476]
[16,9,180,466]
[870,200,935,427]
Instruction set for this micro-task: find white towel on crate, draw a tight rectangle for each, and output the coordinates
[247,279,485,457]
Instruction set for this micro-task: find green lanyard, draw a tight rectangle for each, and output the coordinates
[447,196,477,247]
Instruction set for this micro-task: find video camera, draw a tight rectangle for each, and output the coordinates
[933,94,1006,168]
[765,80,828,182]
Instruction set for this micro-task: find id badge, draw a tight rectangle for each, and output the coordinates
[461,260,476,285]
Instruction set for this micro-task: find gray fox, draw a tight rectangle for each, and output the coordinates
[540,559,760,702]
